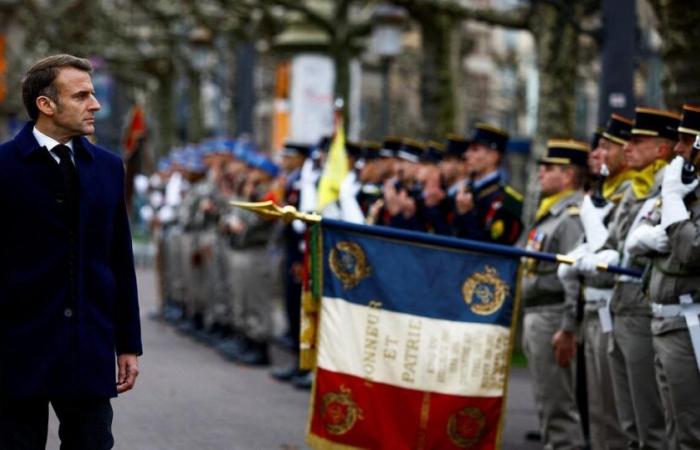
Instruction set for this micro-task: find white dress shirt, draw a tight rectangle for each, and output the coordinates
[32,127,75,164]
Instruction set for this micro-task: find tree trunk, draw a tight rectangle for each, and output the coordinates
[416,13,457,138]
[648,0,700,109]
[185,65,206,142]
[154,67,176,158]
[522,3,583,223]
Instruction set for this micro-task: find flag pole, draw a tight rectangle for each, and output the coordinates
[229,200,641,278]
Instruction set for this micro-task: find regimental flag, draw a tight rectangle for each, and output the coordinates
[317,116,348,212]
[123,104,147,159]
[306,220,521,450]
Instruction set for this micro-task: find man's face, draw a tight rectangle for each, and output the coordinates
[602,138,627,176]
[538,164,569,197]
[281,153,305,172]
[438,157,461,184]
[674,133,695,161]
[465,143,497,176]
[588,144,604,175]
[45,67,101,137]
[623,136,661,170]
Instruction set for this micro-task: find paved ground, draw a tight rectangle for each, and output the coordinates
[48,267,542,449]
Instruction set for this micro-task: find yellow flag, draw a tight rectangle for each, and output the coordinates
[317,119,348,211]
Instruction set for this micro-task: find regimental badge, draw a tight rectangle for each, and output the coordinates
[447,406,487,448]
[329,241,371,290]
[320,385,363,435]
[490,219,504,240]
[462,266,509,316]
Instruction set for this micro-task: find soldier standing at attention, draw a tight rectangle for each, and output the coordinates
[557,114,634,449]
[640,104,700,449]
[453,123,523,244]
[578,107,680,449]
[520,139,589,450]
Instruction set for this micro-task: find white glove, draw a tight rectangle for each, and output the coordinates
[661,156,698,229]
[624,223,670,256]
[580,195,613,251]
[557,244,586,282]
[575,249,619,276]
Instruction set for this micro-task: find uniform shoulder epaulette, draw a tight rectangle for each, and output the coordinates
[501,184,524,217]
[504,185,524,202]
[566,205,580,216]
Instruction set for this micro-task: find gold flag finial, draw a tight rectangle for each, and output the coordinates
[229,200,322,223]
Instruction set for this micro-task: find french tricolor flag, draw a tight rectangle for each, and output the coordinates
[306,223,520,449]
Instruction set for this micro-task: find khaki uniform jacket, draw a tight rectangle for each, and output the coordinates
[602,170,664,316]
[521,191,584,331]
[649,185,700,335]
[561,180,630,316]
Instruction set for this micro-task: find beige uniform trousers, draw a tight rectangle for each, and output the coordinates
[523,306,585,450]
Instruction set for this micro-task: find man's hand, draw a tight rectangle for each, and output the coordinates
[551,330,576,368]
[116,354,140,394]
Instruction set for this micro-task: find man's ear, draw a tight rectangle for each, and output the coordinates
[35,96,56,117]
[657,138,674,162]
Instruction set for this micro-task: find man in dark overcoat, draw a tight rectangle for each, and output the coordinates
[0,54,142,449]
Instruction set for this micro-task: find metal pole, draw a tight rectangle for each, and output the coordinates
[598,0,636,124]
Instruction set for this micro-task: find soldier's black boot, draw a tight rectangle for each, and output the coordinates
[270,364,303,383]
[218,333,249,362]
[291,370,313,390]
[237,340,270,366]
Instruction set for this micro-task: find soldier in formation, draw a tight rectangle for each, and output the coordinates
[142,103,700,450]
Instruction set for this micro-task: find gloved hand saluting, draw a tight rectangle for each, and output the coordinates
[661,156,698,229]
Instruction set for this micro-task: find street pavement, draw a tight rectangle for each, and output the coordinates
[48,267,542,449]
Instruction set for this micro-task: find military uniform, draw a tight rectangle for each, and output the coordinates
[520,140,589,450]
[452,124,523,244]
[589,108,681,449]
[522,191,585,450]
[647,105,700,449]
[452,172,523,244]
[558,114,634,449]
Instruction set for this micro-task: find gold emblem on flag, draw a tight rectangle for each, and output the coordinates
[329,241,371,290]
[462,266,509,315]
[320,385,363,435]
[447,406,487,448]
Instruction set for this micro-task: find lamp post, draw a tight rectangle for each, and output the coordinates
[371,4,406,137]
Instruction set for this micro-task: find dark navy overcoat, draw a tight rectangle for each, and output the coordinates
[0,122,142,399]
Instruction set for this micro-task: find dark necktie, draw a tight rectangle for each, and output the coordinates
[53,144,79,217]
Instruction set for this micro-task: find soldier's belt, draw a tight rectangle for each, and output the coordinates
[652,295,700,373]
[585,287,613,333]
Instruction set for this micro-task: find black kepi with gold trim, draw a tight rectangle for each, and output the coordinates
[421,140,445,164]
[345,140,362,160]
[397,138,425,163]
[379,137,402,158]
[590,126,604,149]
[602,113,633,146]
[444,134,470,158]
[631,107,681,141]
[470,123,509,153]
[360,141,381,161]
[678,104,700,137]
[539,139,590,167]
